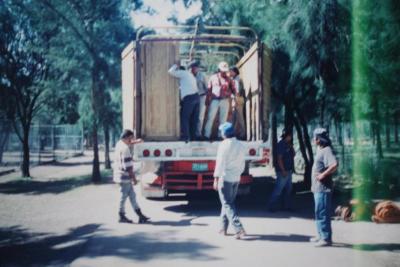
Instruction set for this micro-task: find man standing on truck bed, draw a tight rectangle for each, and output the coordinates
[168,61,200,142]
[188,60,208,138]
[204,61,237,140]
[113,129,150,224]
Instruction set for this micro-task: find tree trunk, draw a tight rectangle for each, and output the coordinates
[385,109,390,148]
[91,66,101,183]
[372,97,383,158]
[271,108,278,169]
[395,112,399,144]
[295,107,314,189]
[21,126,30,177]
[0,125,10,164]
[104,123,111,169]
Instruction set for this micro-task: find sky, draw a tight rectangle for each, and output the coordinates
[131,0,203,28]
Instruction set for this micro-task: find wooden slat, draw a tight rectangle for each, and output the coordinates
[140,42,180,140]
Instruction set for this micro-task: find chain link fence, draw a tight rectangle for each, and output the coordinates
[0,122,84,169]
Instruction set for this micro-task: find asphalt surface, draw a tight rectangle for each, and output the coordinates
[0,153,399,267]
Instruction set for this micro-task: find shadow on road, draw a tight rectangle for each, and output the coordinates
[0,176,92,195]
[0,225,220,265]
[0,224,101,266]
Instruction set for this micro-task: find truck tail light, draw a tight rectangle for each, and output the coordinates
[154,149,161,157]
[165,149,172,157]
[249,148,256,156]
[143,149,150,157]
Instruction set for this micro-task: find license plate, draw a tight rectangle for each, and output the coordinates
[192,163,208,172]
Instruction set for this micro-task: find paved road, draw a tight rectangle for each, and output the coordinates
[0,154,399,267]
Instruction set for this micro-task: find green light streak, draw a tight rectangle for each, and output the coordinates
[351,0,372,220]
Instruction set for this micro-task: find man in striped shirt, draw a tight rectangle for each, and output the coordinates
[113,129,149,224]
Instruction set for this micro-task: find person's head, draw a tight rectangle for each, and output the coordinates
[229,66,239,78]
[280,128,292,143]
[219,122,235,139]
[120,129,134,144]
[188,60,200,75]
[313,128,331,147]
[218,61,229,76]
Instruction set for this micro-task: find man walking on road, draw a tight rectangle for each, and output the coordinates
[113,129,149,224]
[268,129,295,212]
[213,122,246,239]
[310,128,338,247]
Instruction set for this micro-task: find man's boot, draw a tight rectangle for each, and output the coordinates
[119,212,133,223]
[135,208,150,224]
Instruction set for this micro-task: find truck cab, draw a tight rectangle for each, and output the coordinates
[121,25,271,198]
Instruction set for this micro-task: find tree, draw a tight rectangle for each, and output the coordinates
[37,0,140,181]
[0,1,52,177]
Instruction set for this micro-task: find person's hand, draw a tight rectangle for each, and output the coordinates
[132,177,138,185]
[316,173,325,181]
[213,177,218,191]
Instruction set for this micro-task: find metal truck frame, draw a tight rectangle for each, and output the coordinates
[121,25,271,198]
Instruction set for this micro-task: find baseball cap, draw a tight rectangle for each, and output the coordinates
[218,61,229,72]
[218,122,235,137]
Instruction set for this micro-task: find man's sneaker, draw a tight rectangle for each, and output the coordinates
[314,239,332,247]
[119,214,133,224]
[138,215,150,224]
[235,230,247,240]
[309,236,320,243]
[219,229,227,236]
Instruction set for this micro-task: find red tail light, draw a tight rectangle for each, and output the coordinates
[249,148,256,156]
[143,149,150,157]
[165,149,173,156]
[154,149,161,157]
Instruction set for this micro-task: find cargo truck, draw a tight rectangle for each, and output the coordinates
[121,25,271,198]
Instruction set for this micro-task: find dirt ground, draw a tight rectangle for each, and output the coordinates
[0,153,399,267]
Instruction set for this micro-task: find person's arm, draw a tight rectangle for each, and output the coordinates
[213,144,227,190]
[277,155,288,177]
[127,166,138,185]
[130,138,143,145]
[317,147,338,181]
[122,148,138,185]
[316,162,338,181]
[168,61,184,78]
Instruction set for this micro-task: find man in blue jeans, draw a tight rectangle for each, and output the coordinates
[268,129,295,212]
[310,128,338,247]
[213,122,246,239]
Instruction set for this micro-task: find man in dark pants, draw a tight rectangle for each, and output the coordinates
[168,61,200,142]
[268,129,295,212]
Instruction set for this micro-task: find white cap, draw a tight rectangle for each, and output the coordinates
[218,61,229,72]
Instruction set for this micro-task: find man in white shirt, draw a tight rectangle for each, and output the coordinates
[188,60,208,138]
[113,129,149,224]
[213,122,246,239]
[168,61,200,142]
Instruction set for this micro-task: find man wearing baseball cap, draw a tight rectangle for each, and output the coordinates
[310,128,338,247]
[203,61,237,140]
[213,122,247,239]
